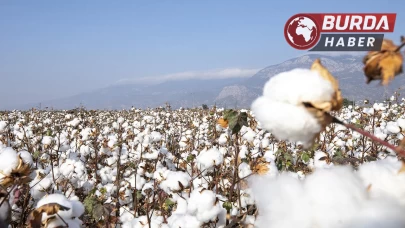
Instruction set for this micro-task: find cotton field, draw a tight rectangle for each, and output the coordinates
[0,98,405,227]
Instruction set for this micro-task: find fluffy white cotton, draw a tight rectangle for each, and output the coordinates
[36,193,84,224]
[0,147,19,175]
[196,148,224,170]
[252,97,321,148]
[262,68,334,105]
[303,166,367,227]
[0,121,7,133]
[42,136,53,145]
[386,122,401,134]
[251,68,336,148]
[249,161,405,228]
[159,171,191,193]
[356,157,405,205]
[167,214,201,228]
[238,162,252,178]
[249,173,311,228]
[187,188,225,223]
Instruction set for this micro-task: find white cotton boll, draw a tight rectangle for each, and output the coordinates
[240,188,255,207]
[70,200,85,218]
[262,68,334,105]
[343,198,405,228]
[218,133,228,145]
[304,166,367,227]
[313,151,331,169]
[238,162,252,179]
[120,207,135,224]
[17,150,33,166]
[67,118,80,127]
[36,194,74,220]
[0,121,7,133]
[356,157,405,205]
[167,214,202,228]
[42,136,53,145]
[150,131,162,142]
[261,138,270,148]
[241,127,255,143]
[143,149,159,160]
[251,97,321,148]
[106,157,117,166]
[0,147,18,175]
[117,117,125,124]
[386,122,401,134]
[397,118,405,129]
[362,108,374,115]
[160,171,191,193]
[187,188,225,223]
[248,173,312,228]
[196,148,224,170]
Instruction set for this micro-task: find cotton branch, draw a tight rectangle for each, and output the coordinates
[331,115,405,158]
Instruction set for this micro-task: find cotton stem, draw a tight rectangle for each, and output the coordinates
[332,116,405,158]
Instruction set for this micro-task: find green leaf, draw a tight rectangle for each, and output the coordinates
[301,152,310,163]
[92,203,104,219]
[187,154,195,162]
[223,110,248,135]
[164,198,175,211]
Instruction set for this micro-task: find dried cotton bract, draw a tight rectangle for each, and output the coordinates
[251,59,342,148]
[363,37,404,85]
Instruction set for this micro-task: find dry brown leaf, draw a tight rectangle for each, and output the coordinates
[363,38,404,85]
[398,162,405,174]
[27,203,70,228]
[217,118,228,128]
[310,58,343,111]
[253,158,270,175]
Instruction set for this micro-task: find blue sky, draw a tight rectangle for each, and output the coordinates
[0,0,404,107]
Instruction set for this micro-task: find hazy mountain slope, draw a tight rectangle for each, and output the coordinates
[215,54,405,108]
[11,54,405,110]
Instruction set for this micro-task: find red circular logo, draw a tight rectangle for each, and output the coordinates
[284,14,320,50]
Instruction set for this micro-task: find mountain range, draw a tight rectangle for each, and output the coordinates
[13,54,405,110]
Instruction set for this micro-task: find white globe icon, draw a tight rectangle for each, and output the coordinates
[286,16,318,48]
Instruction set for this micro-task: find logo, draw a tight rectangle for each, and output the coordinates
[284,13,397,51]
[285,14,320,50]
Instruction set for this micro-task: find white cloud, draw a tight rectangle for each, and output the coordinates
[116,68,260,85]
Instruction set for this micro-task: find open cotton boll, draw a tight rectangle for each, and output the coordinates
[251,67,340,148]
[343,198,405,228]
[187,188,226,223]
[248,173,312,228]
[386,121,401,134]
[397,118,405,129]
[0,147,19,175]
[17,150,33,165]
[196,148,224,170]
[238,162,252,179]
[122,215,166,228]
[159,171,191,193]
[150,131,162,142]
[251,97,322,148]
[0,121,7,133]
[168,214,202,228]
[304,166,367,227]
[262,68,334,105]
[42,136,53,145]
[36,194,75,220]
[356,157,405,205]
